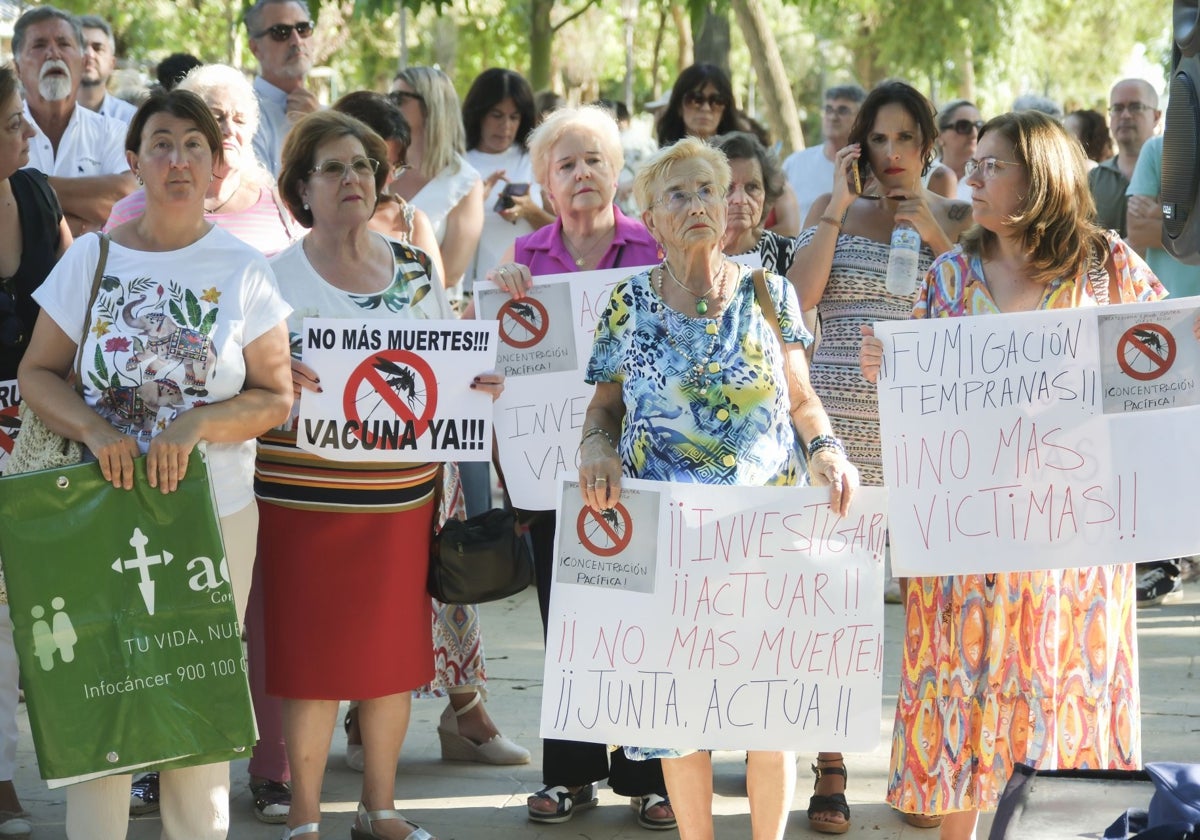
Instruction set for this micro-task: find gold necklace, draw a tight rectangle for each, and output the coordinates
[564,228,614,268]
[662,259,728,315]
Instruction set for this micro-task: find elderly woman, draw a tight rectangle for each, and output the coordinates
[483,105,671,831]
[107,61,302,825]
[106,63,299,257]
[578,136,858,840]
[19,88,293,840]
[861,110,1159,840]
[390,67,484,295]
[256,110,503,840]
[714,131,796,271]
[0,62,71,840]
[787,81,972,832]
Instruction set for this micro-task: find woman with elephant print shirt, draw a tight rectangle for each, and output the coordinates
[19,88,292,839]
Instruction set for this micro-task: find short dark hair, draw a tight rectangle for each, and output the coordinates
[1065,109,1113,163]
[157,53,203,91]
[244,0,311,35]
[710,130,784,209]
[334,91,411,151]
[825,84,866,104]
[13,6,82,56]
[126,88,224,169]
[656,63,740,146]
[846,80,938,176]
[0,65,17,109]
[278,110,390,228]
[461,68,536,152]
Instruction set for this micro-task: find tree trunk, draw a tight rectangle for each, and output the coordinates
[529,0,554,91]
[730,0,804,154]
[961,40,976,101]
[693,3,730,71]
[671,3,693,71]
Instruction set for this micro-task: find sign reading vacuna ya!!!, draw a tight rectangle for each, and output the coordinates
[542,479,889,754]
[297,317,500,462]
[874,298,1200,576]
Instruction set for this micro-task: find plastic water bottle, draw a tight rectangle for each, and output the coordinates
[885,221,921,296]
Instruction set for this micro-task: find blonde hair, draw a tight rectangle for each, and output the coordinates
[527,105,624,192]
[633,136,731,211]
[395,66,464,179]
[961,110,1106,285]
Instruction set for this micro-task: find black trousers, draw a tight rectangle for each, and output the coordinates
[524,510,667,795]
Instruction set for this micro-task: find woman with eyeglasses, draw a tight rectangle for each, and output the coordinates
[389,67,484,297]
[787,81,973,833]
[0,61,72,840]
[932,100,984,201]
[655,64,741,146]
[860,110,1160,840]
[257,110,502,840]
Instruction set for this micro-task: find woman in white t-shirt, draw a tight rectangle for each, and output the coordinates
[19,89,293,840]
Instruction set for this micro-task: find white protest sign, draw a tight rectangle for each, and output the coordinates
[541,478,888,753]
[475,266,656,509]
[296,318,499,462]
[875,298,1200,576]
[0,379,21,474]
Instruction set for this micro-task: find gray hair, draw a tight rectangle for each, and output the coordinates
[77,14,113,44]
[1012,93,1063,120]
[244,0,311,35]
[825,84,866,104]
[177,64,274,186]
[13,6,83,56]
[709,130,784,209]
[527,105,624,194]
[634,136,732,212]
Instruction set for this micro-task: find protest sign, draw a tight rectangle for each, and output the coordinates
[297,317,499,462]
[0,455,255,787]
[541,478,888,753]
[476,266,655,509]
[0,379,22,475]
[875,298,1200,576]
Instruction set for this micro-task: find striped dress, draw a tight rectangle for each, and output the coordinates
[887,234,1159,816]
[256,235,447,698]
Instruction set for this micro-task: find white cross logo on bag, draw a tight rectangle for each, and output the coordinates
[111,528,174,615]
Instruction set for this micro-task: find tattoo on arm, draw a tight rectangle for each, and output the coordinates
[947,202,971,222]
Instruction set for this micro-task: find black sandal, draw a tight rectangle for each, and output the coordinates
[808,760,851,834]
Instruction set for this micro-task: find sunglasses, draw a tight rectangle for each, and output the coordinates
[0,281,26,349]
[252,21,313,42]
[390,91,424,107]
[683,91,728,109]
[941,119,984,136]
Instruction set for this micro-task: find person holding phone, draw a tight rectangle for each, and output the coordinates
[785,81,972,833]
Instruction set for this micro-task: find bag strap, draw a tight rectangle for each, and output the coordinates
[74,233,109,392]
[751,268,803,416]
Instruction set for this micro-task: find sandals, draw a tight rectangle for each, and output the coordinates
[526,782,599,824]
[808,759,851,834]
[902,812,945,828]
[631,793,677,830]
[350,803,433,840]
[280,824,319,839]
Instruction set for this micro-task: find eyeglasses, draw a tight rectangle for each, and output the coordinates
[390,91,424,106]
[940,118,984,136]
[309,157,380,179]
[963,156,1023,179]
[0,281,26,349]
[391,162,411,177]
[252,21,313,42]
[651,184,725,211]
[824,104,856,117]
[1108,102,1151,116]
[683,91,727,110]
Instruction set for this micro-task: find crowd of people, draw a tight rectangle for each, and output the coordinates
[0,1,1194,839]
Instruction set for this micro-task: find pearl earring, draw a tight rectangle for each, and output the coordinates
[303,202,310,210]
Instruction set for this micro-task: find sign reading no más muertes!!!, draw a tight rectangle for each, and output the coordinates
[541,479,889,753]
[475,266,657,510]
[297,318,499,462]
[874,298,1200,576]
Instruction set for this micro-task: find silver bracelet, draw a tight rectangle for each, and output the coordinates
[806,434,846,459]
[581,426,616,449]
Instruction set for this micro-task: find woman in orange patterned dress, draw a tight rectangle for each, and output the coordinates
[861,110,1161,839]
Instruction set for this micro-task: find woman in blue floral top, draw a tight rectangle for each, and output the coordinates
[579,137,860,840]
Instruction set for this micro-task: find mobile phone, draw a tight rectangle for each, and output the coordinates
[851,163,862,196]
[494,182,530,212]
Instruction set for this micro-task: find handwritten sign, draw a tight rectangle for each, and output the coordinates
[541,478,888,753]
[297,318,498,462]
[874,299,1200,576]
[476,266,656,509]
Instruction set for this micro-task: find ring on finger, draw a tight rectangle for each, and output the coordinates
[595,477,608,485]
[587,482,596,490]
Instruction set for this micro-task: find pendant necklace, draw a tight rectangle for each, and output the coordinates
[655,269,723,395]
[565,228,614,268]
[662,258,728,315]
[205,172,242,215]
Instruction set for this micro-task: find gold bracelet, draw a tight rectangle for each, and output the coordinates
[819,214,843,232]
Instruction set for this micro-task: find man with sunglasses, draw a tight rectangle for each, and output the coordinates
[246,0,320,177]
[781,84,865,223]
[1088,78,1161,239]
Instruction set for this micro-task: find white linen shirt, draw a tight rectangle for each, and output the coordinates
[96,93,138,124]
[252,75,289,178]
[25,102,129,177]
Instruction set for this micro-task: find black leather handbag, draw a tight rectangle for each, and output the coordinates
[427,461,533,604]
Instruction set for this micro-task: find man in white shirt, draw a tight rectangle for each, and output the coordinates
[76,14,138,123]
[13,6,133,234]
[782,84,865,224]
[246,0,321,176]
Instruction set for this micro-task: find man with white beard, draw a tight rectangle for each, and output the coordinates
[13,6,133,234]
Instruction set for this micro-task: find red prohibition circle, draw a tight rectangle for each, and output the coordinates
[343,351,439,447]
[1117,323,1176,382]
[0,404,17,455]
[576,502,634,557]
[497,297,550,349]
